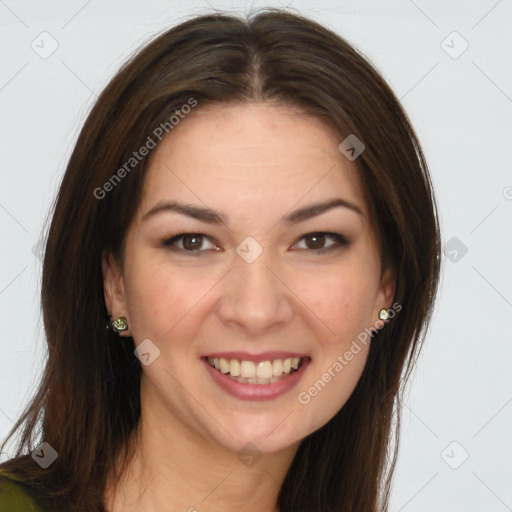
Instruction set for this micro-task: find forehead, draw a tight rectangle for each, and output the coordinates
[140,102,368,220]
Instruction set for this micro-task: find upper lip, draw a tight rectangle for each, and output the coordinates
[202,351,310,362]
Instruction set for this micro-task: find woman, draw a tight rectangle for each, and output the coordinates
[0,8,441,512]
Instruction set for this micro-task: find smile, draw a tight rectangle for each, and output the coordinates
[201,354,311,401]
[206,356,305,384]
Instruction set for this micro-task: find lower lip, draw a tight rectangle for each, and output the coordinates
[202,357,311,401]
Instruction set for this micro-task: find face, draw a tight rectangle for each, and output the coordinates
[103,102,395,456]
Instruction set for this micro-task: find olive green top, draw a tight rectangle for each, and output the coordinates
[0,469,46,511]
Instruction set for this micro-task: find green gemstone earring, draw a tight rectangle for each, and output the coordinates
[107,316,128,333]
[378,308,389,321]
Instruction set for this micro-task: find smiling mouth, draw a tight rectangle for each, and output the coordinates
[204,356,309,385]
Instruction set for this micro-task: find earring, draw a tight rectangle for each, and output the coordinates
[378,308,389,321]
[107,316,128,333]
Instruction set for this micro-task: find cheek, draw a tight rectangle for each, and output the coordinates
[122,256,176,338]
[123,256,217,341]
[293,268,377,346]
[296,262,376,422]
[296,334,370,431]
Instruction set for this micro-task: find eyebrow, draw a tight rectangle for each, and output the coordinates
[142,197,364,225]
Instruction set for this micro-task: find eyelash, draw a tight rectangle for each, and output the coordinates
[161,232,350,255]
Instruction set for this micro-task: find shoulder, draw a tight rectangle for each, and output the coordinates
[0,468,47,511]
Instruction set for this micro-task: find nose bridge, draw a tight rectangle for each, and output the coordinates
[217,237,293,333]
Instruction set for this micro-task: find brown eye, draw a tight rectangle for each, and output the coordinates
[294,232,349,252]
[304,234,327,250]
[162,233,217,252]
[181,234,203,250]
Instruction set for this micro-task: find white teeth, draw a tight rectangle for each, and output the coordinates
[230,375,284,384]
[256,361,273,379]
[241,361,256,378]
[272,359,283,376]
[219,358,230,373]
[230,359,241,377]
[206,356,306,384]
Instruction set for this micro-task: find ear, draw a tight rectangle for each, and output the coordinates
[372,266,396,324]
[102,251,131,337]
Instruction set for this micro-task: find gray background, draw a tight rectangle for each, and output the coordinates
[1,1,511,510]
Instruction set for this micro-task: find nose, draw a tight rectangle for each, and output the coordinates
[215,246,294,336]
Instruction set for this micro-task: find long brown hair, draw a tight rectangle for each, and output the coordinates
[0,8,441,511]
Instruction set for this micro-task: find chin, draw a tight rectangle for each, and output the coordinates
[212,415,308,454]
